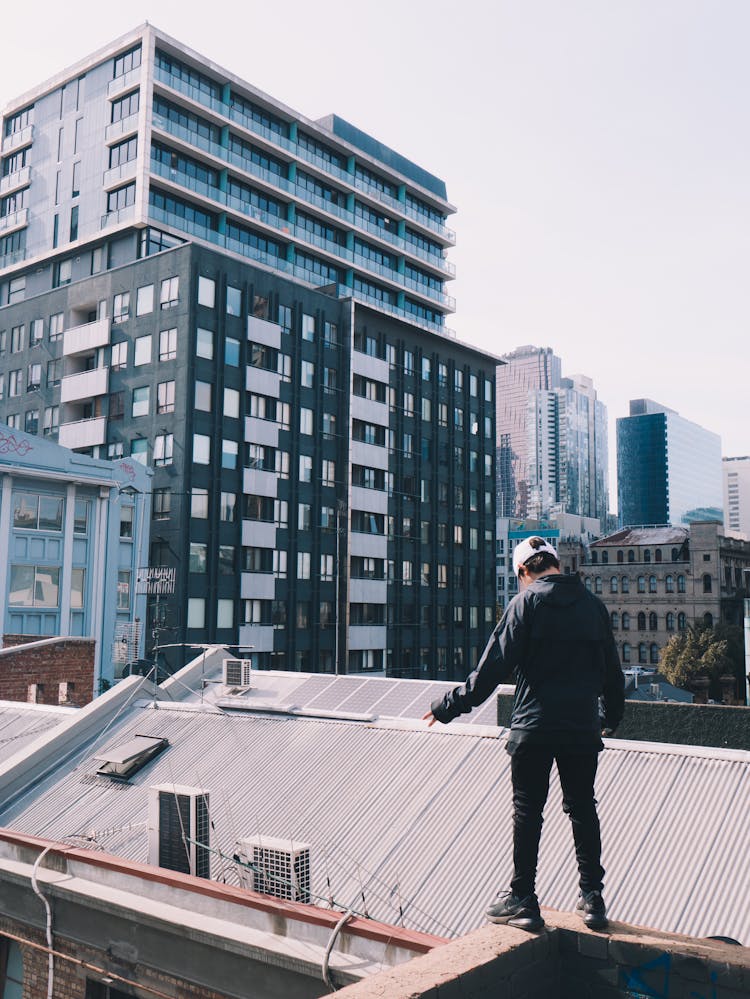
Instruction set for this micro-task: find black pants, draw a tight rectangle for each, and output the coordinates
[509,743,604,899]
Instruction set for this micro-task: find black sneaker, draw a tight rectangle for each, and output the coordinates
[486,891,544,931]
[576,890,608,930]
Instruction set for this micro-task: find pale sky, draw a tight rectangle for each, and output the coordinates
[2,0,748,503]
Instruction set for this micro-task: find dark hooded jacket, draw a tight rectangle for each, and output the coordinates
[431,573,625,749]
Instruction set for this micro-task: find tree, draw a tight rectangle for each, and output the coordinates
[660,623,744,700]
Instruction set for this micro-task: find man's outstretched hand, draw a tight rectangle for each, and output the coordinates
[422,710,437,727]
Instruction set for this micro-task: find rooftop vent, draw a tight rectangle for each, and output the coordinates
[148,784,210,879]
[224,657,252,688]
[239,836,310,903]
[94,734,168,780]
[650,683,661,697]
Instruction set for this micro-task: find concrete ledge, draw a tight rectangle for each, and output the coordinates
[335,908,750,998]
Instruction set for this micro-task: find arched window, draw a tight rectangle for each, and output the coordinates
[638,642,648,664]
[644,549,651,563]
[655,549,662,563]
[671,547,680,561]
[637,575,646,593]
[704,612,713,627]
[628,550,635,563]
[622,642,631,663]
[585,577,592,591]
[677,574,686,593]
[617,550,624,563]
[595,576,602,594]
[649,611,658,630]
[601,550,609,564]
[702,573,712,593]
[650,643,659,665]
[611,611,619,630]
[678,612,687,630]
[591,550,598,564]
[665,574,674,593]
[621,576,630,593]
[622,612,630,630]
[649,575,657,593]
[666,612,675,631]
[637,611,646,631]
[610,576,618,593]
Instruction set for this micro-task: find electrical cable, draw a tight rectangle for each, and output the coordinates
[30,845,54,999]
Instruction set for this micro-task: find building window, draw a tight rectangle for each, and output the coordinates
[111,341,127,370]
[153,433,173,466]
[665,574,674,593]
[159,327,177,360]
[220,492,236,522]
[300,408,313,435]
[594,576,602,594]
[9,565,60,607]
[702,573,712,593]
[191,488,208,518]
[221,439,238,469]
[193,433,211,464]
[131,438,147,463]
[227,286,242,315]
[649,575,657,593]
[611,612,619,630]
[637,575,645,593]
[115,569,130,611]
[196,327,214,359]
[195,380,212,411]
[189,542,208,573]
[622,612,630,631]
[638,643,647,664]
[678,612,686,630]
[134,334,151,366]
[649,612,658,630]
[301,313,315,341]
[622,642,631,663]
[157,380,175,413]
[187,598,205,628]
[136,284,154,316]
[666,612,675,632]
[321,459,335,487]
[107,183,135,213]
[27,360,42,387]
[49,312,64,340]
[217,599,233,629]
[677,574,686,593]
[610,576,618,593]
[113,293,130,323]
[224,387,240,419]
[153,487,171,519]
[24,409,39,434]
[160,276,179,308]
[198,275,215,308]
[13,493,63,532]
[225,337,240,366]
[650,643,659,665]
[132,386,149,417]
[297,552,311,579]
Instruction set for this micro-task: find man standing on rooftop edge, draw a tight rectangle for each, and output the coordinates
[424,537,625,932]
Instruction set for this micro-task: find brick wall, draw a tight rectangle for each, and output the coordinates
[0,917,232,999]
[0,636,95,707]
[334,911,750,999]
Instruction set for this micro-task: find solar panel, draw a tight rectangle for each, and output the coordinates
[306,676,368,711]
[399,682,453,718]
[337,678,397,713]
[369,682,426,718]
[285,674,338,708]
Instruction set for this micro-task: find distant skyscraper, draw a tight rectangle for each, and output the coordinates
[617,400,722,527]
[723,456,750,539]
[526,374,609,524]
[496,346,561,517]
[496,347,607,523]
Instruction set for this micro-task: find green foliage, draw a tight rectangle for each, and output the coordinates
[660,623,744,699]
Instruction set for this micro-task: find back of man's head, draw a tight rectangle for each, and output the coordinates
[522,551,560,576]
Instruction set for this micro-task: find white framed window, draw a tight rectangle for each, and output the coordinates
[187,597,205,628]
[111,341,127,370]
[157,381,175,414]
[198,275,216,308]
[136,284,154,316]
[196,327,214,359]
[300,408,313,434]
[160,276,179,308]
[191,488,208,518]
[193,433,211,464]
[159,328,177,361]
[195,380,212,411]
[134,334,151,366]
[223,387,240,418]
[132,386,149,417]
[217,598,233,629]
[154,432,173,466]
[297,551,311,579]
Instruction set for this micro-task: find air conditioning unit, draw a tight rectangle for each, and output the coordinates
[148,785,210,879]
[224,658,252,687]
[240,836,310,903]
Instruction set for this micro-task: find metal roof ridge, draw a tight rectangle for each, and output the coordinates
[605,737,750,762]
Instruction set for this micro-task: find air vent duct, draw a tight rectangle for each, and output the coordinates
[240,836,310,902]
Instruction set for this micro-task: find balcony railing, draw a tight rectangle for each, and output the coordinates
[60,367,110,404]
[1,124,33,154]
[58,416,107,449]
[0,165,31,197]
[62,317,111,357]
[107,66,141,98]
[102,159,137,189]
[105,114,139,144]
[0,208,28,236]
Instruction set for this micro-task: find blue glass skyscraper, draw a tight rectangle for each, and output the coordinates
[617,400,722,527]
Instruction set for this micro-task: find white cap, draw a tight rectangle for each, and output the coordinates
[512,536,559,576]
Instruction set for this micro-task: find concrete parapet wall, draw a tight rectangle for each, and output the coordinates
[335,909,750,998]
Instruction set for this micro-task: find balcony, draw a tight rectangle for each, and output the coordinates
[107,66,141,98]
[58,417,107,449]
[1,125,33,154]
[105,113,139,144]
[241,520,277,548]
[102,159,137,190]
[247,316,281,348]
[0,208,28,237]
[60,367,109,404]
[0,165,31,197]
[63,317,110,357]
[101,205,135,229]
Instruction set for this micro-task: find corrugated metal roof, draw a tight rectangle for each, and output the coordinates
[0,684,747,945]
[0,701,73,753]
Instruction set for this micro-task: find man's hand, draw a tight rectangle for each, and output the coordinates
[422,710,437,727]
